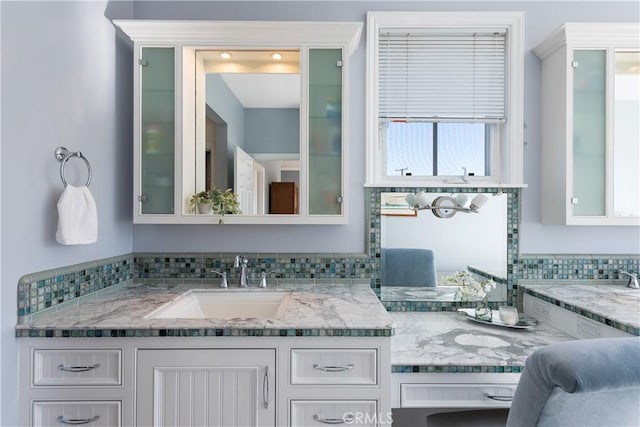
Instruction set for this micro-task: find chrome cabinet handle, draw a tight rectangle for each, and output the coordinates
[313,414,353,424]
[57,363,100,373]
[312,364,354,372]
[263,366,269,409]
[57,415,100,425]
[483,392,514,401]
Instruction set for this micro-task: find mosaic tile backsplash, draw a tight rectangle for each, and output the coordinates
[518,255,639,280]
[133,253,372,283]
[17,255,133,320]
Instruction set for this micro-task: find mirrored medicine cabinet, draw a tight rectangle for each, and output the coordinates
[114,20,362,224]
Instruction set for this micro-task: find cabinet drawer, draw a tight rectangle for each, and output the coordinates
[290,349,377,385]
[400,383,516,408]
[290,400,378,427]
[32,401,121,427]
[32,349,122,387]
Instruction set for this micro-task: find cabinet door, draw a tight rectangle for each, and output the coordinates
[139,47,175,215]
[308,48,343,216]
[136,349,275,427]
[572,49,606,217]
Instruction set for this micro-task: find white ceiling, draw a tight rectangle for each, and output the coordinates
[220,73,301,109]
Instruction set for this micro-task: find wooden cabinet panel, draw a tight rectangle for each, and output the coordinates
[270,182,298,214]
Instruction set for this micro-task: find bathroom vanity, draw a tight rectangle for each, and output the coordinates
[16,283,394,427]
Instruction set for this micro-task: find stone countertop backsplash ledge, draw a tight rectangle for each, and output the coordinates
[519,280,640,336]
[16,281,395,338]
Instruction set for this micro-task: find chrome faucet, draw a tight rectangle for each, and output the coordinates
[234,255,249,287]
[620,271,639,289]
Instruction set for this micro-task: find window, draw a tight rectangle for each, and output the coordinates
[366,12,524,186]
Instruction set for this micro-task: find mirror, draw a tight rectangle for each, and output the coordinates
[380,192,508,302]
[194,49,302,215]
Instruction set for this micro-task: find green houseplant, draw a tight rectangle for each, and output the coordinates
[189,191,213,214]
[189,187,241,223]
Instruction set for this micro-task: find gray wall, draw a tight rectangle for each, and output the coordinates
[206,74,245,186]
[0,2,134,425]
[2,0,639,423]
[245,108,300,154]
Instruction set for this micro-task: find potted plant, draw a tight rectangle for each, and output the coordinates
[189,191,214,214]
[190,187,241,223]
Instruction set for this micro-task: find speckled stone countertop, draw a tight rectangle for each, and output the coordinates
[390,312,573,373]
[519,282,640,335]
[16,282,395,338]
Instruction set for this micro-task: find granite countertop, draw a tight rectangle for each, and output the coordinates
[519,282,640,334]
[390,312,573,373]
[16,282,395,338]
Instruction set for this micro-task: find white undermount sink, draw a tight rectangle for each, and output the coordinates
[144,289,292,319]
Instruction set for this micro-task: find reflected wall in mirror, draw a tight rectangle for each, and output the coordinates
[380,191,509,303]
[195,49,301,215]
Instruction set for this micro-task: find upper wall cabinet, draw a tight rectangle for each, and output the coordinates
[535,23,640,226]
[365,12,525,188]
[114,20,362,224]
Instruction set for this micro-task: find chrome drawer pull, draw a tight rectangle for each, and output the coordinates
[57,363,100,373]
[483,392,514,401]
[313,414,353,424]
[263,366,269,410]
[312,363,354,372]
[56,415,100,425]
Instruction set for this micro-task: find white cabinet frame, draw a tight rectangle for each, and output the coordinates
[534,23,640,226]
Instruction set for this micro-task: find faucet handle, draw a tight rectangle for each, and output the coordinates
[620,271,639,289]
[212,270,228,288]
[259,272,268,288]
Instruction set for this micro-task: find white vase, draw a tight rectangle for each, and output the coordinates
[197,203,212,214]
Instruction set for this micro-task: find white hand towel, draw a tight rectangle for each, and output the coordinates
[56,185,98,245]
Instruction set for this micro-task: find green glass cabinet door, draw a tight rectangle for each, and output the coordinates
[308,49,343,215]
[140,47,175,214]
[572,50,606,217]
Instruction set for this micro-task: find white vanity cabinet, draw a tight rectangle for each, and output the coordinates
[523,294,631,339]
[287,345,389,426]
[19,336,391,427]
[534,23,640,225]
[18,340,129,427]
[114,20,362,225]
[136,349,275,427]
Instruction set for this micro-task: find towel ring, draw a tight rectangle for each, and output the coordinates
[55,146,92,187]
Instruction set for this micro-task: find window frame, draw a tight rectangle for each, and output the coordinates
[365,11,525,187]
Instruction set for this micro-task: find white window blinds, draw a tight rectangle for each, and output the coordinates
[378,30,506,122]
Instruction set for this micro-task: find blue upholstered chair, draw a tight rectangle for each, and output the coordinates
[381,248,438,287]
[426,336,640,427]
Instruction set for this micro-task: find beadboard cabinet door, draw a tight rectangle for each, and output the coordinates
[136,349,276,427]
